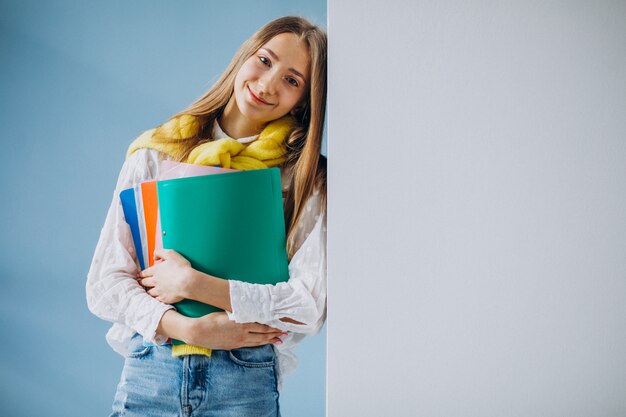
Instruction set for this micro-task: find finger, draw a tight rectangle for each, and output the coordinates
[153,248,166,260]
[245,323,284,334]
[153,248,175,261]
[138,266,154,278]
[140,277,155,288]
[239,341,269,348]
[248,332,284,342]
[240,335,282,348]
[249,332,284,345]
[147,288,159,298]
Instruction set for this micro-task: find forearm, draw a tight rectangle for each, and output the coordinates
[184,270,302,324]
[184,269,232,312]
[87,267,178,346]
[158,309,286,350]
[227,279,322,330]
[184,272,306,327]
[156,309,194,343]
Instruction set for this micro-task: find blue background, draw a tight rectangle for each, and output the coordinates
[0,1,326,416]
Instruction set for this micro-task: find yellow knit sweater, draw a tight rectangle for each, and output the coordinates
[127,114,295,169]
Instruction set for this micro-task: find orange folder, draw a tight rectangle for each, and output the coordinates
[140,181,158,267]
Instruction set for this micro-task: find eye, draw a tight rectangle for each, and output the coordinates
[286,77,299,87]
[258,56,270,66]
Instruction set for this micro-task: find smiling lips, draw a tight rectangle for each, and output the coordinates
[247,85,272,105]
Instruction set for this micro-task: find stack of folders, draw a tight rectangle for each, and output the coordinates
[120,160,290,346]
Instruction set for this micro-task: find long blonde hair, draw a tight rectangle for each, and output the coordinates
[152,16,327,259]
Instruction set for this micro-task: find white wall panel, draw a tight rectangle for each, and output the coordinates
[327,1,626,416]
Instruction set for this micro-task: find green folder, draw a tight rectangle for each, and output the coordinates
[157,168,289,345]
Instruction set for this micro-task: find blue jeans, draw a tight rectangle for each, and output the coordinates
[110,333,281,417]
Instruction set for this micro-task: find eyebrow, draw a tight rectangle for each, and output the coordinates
[261,48,307,84]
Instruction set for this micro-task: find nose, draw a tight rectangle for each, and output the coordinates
[257,70,280,97]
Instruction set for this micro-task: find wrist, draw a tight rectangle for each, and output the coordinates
[185,316,213,347]
[179,269,233,312]
[157,309,195,344]
[181,266,200,299]
[180,315,197,344]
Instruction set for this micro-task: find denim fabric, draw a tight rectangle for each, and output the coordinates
[110,333,280,417]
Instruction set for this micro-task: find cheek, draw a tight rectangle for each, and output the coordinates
[285,90,305,109]
[236,61,259,84]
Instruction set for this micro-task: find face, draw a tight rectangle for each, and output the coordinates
[231,32,310,126]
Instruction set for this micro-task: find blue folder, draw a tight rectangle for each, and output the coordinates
[120,188,145,270]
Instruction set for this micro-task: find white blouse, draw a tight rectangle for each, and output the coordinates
[85,122,327,389]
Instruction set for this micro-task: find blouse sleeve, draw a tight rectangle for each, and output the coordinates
[85,148,175,344]
[227,190,327,335]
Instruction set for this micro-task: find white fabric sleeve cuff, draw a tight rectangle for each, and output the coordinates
[227,280,274,323]
[143,303,176,345]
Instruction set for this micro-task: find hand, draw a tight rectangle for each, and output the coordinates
[137,248,193,304]
[188,312,287,350]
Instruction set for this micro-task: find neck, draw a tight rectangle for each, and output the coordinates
[219,99,267,139]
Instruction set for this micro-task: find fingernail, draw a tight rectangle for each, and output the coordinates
[275,340,283,344]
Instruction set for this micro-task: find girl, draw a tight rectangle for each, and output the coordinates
[86,16,327,417]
